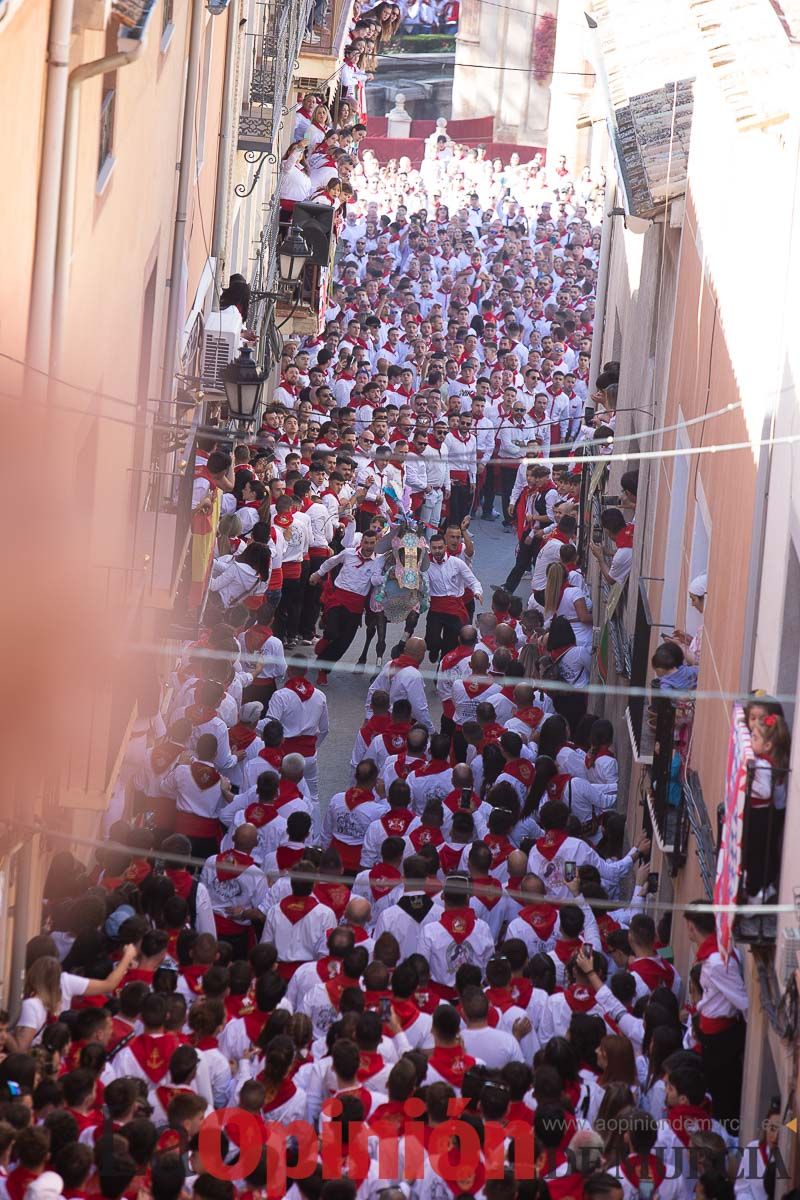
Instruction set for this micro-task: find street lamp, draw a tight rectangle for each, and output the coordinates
[221,346,268,421]
[278,223,312,284]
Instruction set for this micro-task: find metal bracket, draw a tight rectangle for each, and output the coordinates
[234,149,277,198]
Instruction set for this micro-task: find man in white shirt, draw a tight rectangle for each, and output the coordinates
[260,867,338,973]
[459,985,528,1067]
[419,419,450,531]
[425,532,483,663]
[366,637,434,732]
[265,659,328,804]
[417,874,495,1002]
[311,529,383,684]
[198,824,268,959]
[444,412,477,527]
[322,759,389,874]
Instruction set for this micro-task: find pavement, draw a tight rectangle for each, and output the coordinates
[317,513,524,803]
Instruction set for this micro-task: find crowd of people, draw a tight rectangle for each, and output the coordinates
[0,45,792,1200]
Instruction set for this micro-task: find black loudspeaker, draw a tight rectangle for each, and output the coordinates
[291,202,335,267]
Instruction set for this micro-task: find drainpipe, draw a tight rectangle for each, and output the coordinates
[24,0,76,399]
[160,0,205,412]
[588,159,615,392]
[50,43,145,380]
[210,0,240,308]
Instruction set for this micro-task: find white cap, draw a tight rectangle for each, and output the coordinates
[689,573,708,598]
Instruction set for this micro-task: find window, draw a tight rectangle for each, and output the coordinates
[777,542,800,727]
[660,419,690,627]
[98,19,118,189]
[195,21,214,174]
[161,0,174,49]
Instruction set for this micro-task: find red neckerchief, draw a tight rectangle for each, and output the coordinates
[443,1152,485,1198]
[284,676,315,702]
[180,964,208,995]
[244,801,278,828]
[189,761,220,790]
[369,1099,406,1131]
[535,829,569,861]
[359,713,393,746]
[553,937,583,964]
[344,786,374,811]
[389,997,421,1032]
[440,906,476,943]
[471,876,503,910]
[463,678,492,698]
[614,523,635,549]
[409,824,444,851]
[390,752,426,780]
[6,1169,37,1200]
[596,912,621,952]
[620,1155,667,1189]
[229,723,259,753]
[242,1010,269,1044]
[630,956,675,991]
[258,746,284,769]
[124,858,152,886]
[276,844,305,870]
[694,933,719,963]
[547,773,573,801]
[215,849,254,881]
[274,513,294,529]
[261,1078,297,1113]
[519,902,559,940]
[313,881,351,918]
[389,654,420,672]
[274,779,302,809]
[278,380,299,396]
[315,956,342,981]
[150,739,184,775]
[514,704,544,730]
[667,1104,712,1147]
[368,862,403,900]
[479,721,506,745]
[381,807,416,836]
[444,788,480,814]
[166,867,193,899]
[428,1044,476,1088]
[440,644,474,671]
[509,977,533,1008]
[129,1033,181,1083]
[357,1050,385,1082]
[563,983,596,1012]
[502,757,535,786]
[335,1085,374,1118]
[155,1084,193,1113]
[585,745,615,769]
[278,895,319,925]
[483,986,519,1014]
[485,833,513,866]
[413,758,450,778]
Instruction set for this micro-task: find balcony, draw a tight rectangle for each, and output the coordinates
[272,203,339,336]
[733,762,788,946]
[297,0,355,93]
[238,0,292,154]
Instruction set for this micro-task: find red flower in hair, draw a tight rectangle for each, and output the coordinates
[763,714,777,728]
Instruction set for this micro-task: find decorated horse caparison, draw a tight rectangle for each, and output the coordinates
[357,512,430,668]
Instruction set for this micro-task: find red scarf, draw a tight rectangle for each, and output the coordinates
[389,654,419,672]
[462,678,493,699]
[243,623,273,654]
[245,801,278,828]
[284,676,315,702]
[409,824,444,852]
[229,723,259,753]
[359,713,393,746]
[535,829,569,861]
[484,986,520,1013]
[485,834,513,867]
[440,644,473,671]
[314,881,351,919]
[151,739,184,775]
[215,850,254,881]
[630,956,675,992]
[344,786,374,810]
[274,779,303,810]
[439,907,476,943]
[275,844,306,870]
[471,876,503,910]
[519,902,559,940]
[260,1078,298,1113]
[155,1084,194,1113]
[614,523,635,549]
[514,704,544,730]
[667,1104,712,1147]
[368,862,403,900]
[563,983,596,1012]
[258,746,284,770]
[129,1033,181,1083]
[179,965,208,996]
[413,758,451,778]
[190,762,220,790]
[6,1169,38,1200]
[278,895,318,925]
[381,808,416,836]
[585,745,615,769]
[428,1043,476,1087]
[390,752,425,780]
[357,1050,385,1082]
[694,933,719,963]
[553,937,584,964]
[619,1155,667,1189]
[502,757,536,786]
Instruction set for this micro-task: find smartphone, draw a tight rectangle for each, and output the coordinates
[379,996,392,1020]
[460,787,472,810]
[583,943,592,956]
[647,871,659,895]
[564,861,577,882]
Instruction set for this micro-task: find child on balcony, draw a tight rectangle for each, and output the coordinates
[744,713,790,904]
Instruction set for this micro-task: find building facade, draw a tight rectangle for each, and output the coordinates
[584,0,800,1159]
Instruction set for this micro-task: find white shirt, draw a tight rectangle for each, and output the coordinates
[16,973,90,1040]
[315,547,383,596]
[460,1025,524,1068]
[366,663,434,733]
[427,555,483,602]
[260,895,338,960]
[372,892,445,961]
[266,683,329,754]
[198,854,268,927]
[416,911,495,986]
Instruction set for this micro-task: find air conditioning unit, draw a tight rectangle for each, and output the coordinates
[201,307,243,391]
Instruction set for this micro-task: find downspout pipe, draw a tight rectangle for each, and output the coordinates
[160,0,205,411]
[25,0,76,399]
[584,14,617,391]
[51,43,144,380]
[211,0,240,308]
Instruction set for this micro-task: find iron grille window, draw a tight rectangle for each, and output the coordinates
[162,0,173,32]
[98,88,116,177]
